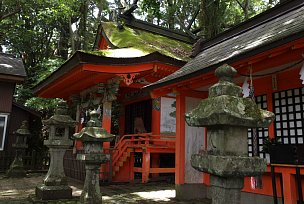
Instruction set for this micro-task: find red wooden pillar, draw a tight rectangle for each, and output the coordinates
[282,172,297,204]
[267,92,275,139]
[175,92,186,184]
[129,152,135,182]
[151,98,161,178]
[102,101,112,180]
[152,98,161,135]
[102,101,112,148]
[203,128,210,185]
[142,151,150,183]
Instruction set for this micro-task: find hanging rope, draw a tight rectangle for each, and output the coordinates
[249,66,258,157]
[239,58,304,78]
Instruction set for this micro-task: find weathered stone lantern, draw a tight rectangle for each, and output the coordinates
[7,120,30,177]
[185,64,274,204]
[36,101,76,200]
[73,110,115,204]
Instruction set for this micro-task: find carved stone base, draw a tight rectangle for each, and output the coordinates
[35,184,72,200]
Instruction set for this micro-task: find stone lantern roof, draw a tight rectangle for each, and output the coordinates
[73,110,115,142]
[185,64,274,128]
[16,120,30,136]
[43,101,76,126]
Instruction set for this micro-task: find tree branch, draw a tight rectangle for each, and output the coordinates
[0,6,21,21]
[235,0,245,11]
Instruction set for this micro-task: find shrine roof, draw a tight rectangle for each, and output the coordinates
[99,22,192,61]
[0,53,26,82]
[33,50,185,97]
[146,0,304,90]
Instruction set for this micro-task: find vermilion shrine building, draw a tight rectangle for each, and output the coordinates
[34,9,194,183]
[34,1,304,204]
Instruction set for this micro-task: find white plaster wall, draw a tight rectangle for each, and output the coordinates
[185,97,205,183]
[160,97,176,134]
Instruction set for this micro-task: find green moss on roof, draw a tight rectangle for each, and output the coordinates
[101,22,192,61]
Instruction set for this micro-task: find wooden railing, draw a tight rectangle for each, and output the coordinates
[112,133,176,173]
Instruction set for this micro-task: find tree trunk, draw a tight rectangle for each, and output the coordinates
[58,22,70,60]
[201,0,223,39]
[69,17,75,54]
[167,0,175,29]
[79,0,89,50]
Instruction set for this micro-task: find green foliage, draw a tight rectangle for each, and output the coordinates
[200,0,280,39]
[139,0,201,29]
[138,0,279,39]
[1,0,281,120]
[1,0,109,110]
[35,58,66,85]
[25,97,63,118]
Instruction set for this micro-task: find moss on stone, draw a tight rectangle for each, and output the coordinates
[101,22,192,61]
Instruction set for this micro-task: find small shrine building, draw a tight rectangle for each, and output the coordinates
[34,11,194,183]
[147,0,304,203]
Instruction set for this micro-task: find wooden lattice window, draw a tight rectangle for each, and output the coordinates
[273,88,304,145]
[248,95,269,159]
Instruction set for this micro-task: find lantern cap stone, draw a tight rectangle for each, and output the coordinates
[43,101,76,126]
[73,110,115,142]
[16,120,31,135]
[185,64,274,128]
[214,64,237,82]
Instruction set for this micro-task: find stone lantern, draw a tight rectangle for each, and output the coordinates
[73,110,115,204]
[185,64,274,204]
[36,101,76,200]
[7,120,30,177]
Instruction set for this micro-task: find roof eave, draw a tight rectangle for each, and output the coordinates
[12,101,41,117]
[146,30,304,91]
[33,51,82,95]
[33,51,186,96]
[0,74,26,83]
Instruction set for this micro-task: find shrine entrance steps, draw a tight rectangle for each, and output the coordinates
[111,133,176,183]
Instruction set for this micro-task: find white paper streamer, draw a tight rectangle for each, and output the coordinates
[300,63,304,84]
[242,78,250,98]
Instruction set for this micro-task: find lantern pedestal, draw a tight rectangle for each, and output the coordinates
[78,154,108,203]
[35,101,76,201]
[35,144,73,200]
[35,185,72,200]
[73,110,115,204]
[6,121,30,178]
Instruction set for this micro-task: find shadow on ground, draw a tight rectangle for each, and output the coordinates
[0,173,211,204]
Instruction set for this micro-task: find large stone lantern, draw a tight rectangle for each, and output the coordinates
[185,64,274,204]
[7,120,30,177]
[73,110,115,204]
[36,101,76,200]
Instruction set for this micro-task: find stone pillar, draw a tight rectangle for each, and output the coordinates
[73,110,115,204]
[36,101,76,200]
[185,64,275,204]
[6,120,30,177]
